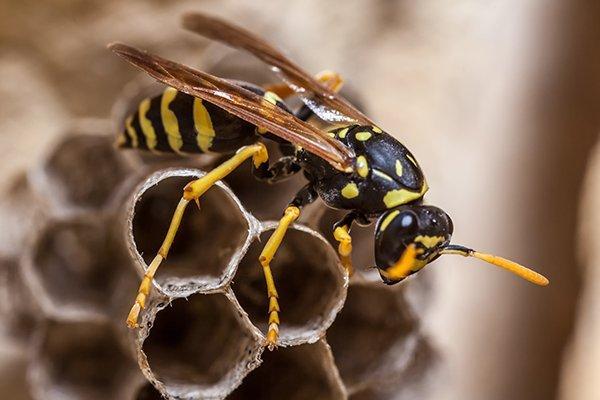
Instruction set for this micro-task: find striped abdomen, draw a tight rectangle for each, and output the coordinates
[117,87,260,154]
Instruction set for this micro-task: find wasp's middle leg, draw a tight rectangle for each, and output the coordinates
[258,184,317,349]
[126,143,269,328]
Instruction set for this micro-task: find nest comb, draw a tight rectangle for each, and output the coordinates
[0,70,438,399]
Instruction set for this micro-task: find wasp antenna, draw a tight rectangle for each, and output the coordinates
[440,245,549,286]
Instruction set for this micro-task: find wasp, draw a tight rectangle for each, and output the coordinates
[110,12,549,348]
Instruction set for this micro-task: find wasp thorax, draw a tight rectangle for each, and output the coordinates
[374,205,453,284]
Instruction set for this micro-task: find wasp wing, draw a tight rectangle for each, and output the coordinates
[182,12,375,126]
[109,43,354,172]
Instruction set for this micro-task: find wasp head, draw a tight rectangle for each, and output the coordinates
[373,204,549,287]
[374,205,453,285]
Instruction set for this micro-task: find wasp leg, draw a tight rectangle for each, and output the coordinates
[252,155,301,183]
[126,143,269,328]
[264,70,343,99]
[258,184,317,349]
[333,212,360,276]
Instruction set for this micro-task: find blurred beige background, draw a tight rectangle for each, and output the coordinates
[1,0,599,399]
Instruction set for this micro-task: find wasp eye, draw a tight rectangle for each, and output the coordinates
[398,211,418,233]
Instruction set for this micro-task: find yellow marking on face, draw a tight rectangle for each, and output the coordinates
[380,210,400,231]
[263,91,283,105]
[372,169,394,182]
[406,153,418,167]
[395,159,403,177]
[125,116,138,148]
[327,132,336,138]
[372,126,382,133]
[193,98,216,152]
[356,156,369,178]
[139,98,158,151]
[161,87,183,153]
[341,182,359,199]
[355,131,372,141]
[337,127,349,138]
[414,235,444,248]
[383,183,428,208]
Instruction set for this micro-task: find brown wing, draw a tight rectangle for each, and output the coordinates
[182,12,375,126]
[109,43,354,172]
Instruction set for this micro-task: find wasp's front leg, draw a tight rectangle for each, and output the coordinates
[126,143,269,328]
[333,212,365,276]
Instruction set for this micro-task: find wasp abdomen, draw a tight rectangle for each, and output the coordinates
[117,87,259,154]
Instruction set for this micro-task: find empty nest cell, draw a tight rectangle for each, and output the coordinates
[29,319,138,400]
[229,340,345,400]
[326,283,427,392]
[233,223,347,346]
[139,293,262,399]
[129,169,255,297]
[36,130,133,212]
[24,214,130,319]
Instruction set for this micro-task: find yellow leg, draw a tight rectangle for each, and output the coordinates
[126,143,269,328]
[333,225,354,276]
[265,70,344,98]
[258,205,301,349]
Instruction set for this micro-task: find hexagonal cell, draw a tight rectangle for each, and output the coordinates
[23,214,132,319]
[228,340,345,400]
[327,282,434,392]
[348,337,437,399]
[128,169,257,297]
[138,293,262,399]
[31,124,135,213]
[29,320,138,400]
[0,257,37,344]
[233,222,347,346]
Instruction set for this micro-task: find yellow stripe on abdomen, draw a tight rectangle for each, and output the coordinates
[161,87,183,153]
[139,98,158,152]
[125,116,139,148]
[193,98,215,152]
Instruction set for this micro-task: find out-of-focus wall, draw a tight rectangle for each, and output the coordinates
[560,141,600,400]
[1,1,598,399]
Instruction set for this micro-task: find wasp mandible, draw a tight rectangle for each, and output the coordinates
[110,12,549,348]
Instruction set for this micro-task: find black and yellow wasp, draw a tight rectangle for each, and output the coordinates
[111,12,548,348]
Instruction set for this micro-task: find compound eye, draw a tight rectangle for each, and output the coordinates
[398,211,418,234]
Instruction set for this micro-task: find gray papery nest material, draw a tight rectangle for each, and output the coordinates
[0,117,437,399]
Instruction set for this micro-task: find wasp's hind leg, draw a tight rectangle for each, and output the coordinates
[126,143,269,328]
[258,184,317,349]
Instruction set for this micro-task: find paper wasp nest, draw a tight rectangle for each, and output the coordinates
[0,124,436,399]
